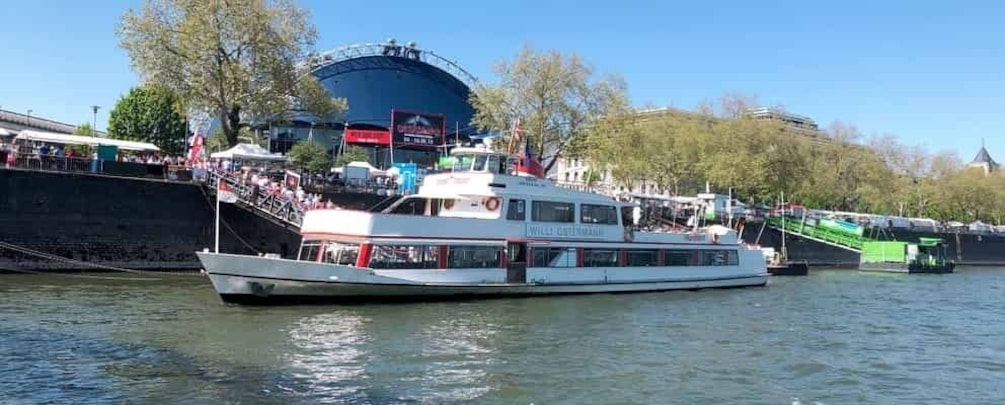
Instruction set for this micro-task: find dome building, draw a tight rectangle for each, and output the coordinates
[266,39,479,168]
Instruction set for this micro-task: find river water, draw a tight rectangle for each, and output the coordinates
[1,269,1003,404]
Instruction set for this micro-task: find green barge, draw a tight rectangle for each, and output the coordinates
[859,238,955,274]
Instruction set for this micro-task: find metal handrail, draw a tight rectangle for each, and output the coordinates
[205,169,306,228]
[305,42,478,88]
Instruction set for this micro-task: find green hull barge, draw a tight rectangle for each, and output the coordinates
[859,237,955,274]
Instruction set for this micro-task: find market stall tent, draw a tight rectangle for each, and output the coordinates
[15,130,161,152]
[210,143,288,161]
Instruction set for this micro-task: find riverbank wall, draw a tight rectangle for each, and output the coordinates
[0,169,381,272]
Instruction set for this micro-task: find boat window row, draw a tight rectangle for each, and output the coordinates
[368,244,504,269]
[532,248,738,267]
[300,241,738,268]
[508,198,627,226]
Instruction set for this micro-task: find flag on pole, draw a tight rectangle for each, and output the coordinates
[218,181,238,203]
[188,133,205,165]
[517,137,545,178]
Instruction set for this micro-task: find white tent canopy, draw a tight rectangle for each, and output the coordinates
[346,160,385,175]
[15,130,161,152]
[210,143,288,161]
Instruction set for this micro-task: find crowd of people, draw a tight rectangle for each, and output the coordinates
[215,160,340,213]
[1,138,410,216]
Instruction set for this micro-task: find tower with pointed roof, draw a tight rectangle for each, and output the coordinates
[967,139,998,175]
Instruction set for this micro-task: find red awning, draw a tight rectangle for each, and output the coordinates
[345,129,391,145]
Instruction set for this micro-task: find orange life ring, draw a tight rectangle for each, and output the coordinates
[443,199,455,210]
[484,197,501,212]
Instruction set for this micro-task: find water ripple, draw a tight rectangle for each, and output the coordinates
[1,270,1004,403]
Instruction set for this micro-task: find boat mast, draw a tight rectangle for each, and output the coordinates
[780,191,787,261]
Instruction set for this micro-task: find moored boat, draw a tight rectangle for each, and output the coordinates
[197,145,769,304]
[858,238,955,274]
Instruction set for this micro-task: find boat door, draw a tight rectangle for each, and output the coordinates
[506,242,528,284]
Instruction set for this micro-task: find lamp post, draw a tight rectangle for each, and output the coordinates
[90,106,100,136]
[26,109,32,128]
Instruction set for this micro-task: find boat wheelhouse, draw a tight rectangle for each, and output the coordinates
[197,144,769,304]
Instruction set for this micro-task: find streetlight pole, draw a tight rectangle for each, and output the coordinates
[26,109,32,128]
[90,106,100,136]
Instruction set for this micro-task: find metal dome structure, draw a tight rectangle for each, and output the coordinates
[268,40,480,166]
[304,40,478,88]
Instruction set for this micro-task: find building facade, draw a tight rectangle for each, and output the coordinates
[0,109,107,137]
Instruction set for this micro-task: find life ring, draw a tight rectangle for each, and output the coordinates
[443,199,455,210]
[484,197,501,212]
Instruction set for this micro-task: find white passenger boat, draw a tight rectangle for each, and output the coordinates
[197,146,769,304]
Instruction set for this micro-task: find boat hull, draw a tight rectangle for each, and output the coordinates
[859,262,955,274]
[198,253,768,305]
[767,262,809,276]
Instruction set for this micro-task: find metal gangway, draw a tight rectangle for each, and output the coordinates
[205,169,305,230]
[764,216,868,252]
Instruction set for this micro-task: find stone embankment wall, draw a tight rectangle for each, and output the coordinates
[0,170,384,272]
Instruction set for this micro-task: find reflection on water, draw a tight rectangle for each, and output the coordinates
[285,312,371,402]
[411,315,498,402]
[2,271,1005,404]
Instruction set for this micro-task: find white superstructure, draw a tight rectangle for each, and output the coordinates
[197,145,769,304]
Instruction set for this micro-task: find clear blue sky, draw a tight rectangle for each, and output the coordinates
[1,0,1003,160]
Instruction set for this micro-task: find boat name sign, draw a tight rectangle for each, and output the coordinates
[526,224,605,239]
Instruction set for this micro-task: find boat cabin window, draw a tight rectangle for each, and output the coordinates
[452,155,487,172]
[451,153,509,174]
[369,244,439,269]
[322,242,360,266]
[665,250,696,266]
[581,204,619,225]
[626,249,659,266]
[506,198,526,221]
[388,197,427,215]
[701,250,739,266]
[447,246,502,268]
[532,201,575,223]
[532,247,577,267]
[298,241,324,262]
[582,249,619,267]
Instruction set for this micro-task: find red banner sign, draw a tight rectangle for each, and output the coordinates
[344,129,391,145]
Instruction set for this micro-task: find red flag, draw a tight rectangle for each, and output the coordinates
[218,181,238,203]
[188,133,205,164]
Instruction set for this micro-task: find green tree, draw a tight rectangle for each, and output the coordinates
[204,127,262,154]
[470,45,632,172]
[288,140,330,173]
[335,145,369,167]
[74,122,95,136]
[117,0,347,147]
[107,86,188,154]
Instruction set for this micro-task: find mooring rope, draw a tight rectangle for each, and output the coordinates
[0,240,200,280]
[198,181,265,255]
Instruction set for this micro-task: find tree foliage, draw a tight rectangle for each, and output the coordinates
[108,86,188,154]
[73,123,95,136]
[470,45,632,173]
[288,140,330,173]
[205,126,261,153]
[335,145,369,167]
[585,94,1005,224]
[117,0,346,147]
